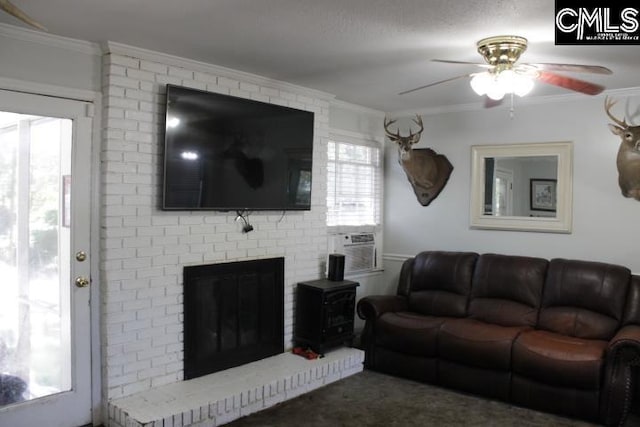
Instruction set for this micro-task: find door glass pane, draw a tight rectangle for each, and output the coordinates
[494,176,508,216]
[0,112,72,407]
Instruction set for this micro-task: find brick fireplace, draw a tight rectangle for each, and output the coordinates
[108,258,362,427]
[100,40,336,409]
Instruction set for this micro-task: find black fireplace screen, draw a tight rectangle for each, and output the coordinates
[183,258,284,379]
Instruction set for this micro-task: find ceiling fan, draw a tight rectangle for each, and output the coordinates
[399,35,611,104]
[0,0,46,31]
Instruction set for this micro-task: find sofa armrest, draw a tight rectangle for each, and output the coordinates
[609,325,640,352]
[602,325,640,426]
[356,295,408,320]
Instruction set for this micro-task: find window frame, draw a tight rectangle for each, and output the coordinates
[326,131,384,231]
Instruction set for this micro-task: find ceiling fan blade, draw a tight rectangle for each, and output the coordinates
[535,70,605,95]
[523,63,612,75]
[398,74,473,96]
[432,59,492,68]
[0,0,47,31]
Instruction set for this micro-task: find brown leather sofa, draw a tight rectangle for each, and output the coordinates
[357,251,640,426]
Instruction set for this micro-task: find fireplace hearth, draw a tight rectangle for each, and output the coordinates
[183,258,284,380]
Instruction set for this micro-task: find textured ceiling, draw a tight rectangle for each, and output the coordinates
[1,0,639,113]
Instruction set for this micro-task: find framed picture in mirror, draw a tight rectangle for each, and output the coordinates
[530,179,557,212]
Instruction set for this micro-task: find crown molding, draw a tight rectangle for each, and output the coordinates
[389,86,640,117]
[389,100,487,117]
[330,98,385,117]
[104,41,336,102]
[0,23,100,55]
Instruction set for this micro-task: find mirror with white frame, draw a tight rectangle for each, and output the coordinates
[470,142,573,233]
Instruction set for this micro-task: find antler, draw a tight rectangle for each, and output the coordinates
[409,115,424,138]
[384,115,424,143]
[384,117,401,141]
[0,0,47,31]
[605,96,627,128]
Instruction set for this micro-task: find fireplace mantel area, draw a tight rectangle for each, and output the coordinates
[98,44,369,427]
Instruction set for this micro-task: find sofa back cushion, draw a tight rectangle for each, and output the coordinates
[469,254,548,327]
[408,251,478,317]
[539,259,630,340]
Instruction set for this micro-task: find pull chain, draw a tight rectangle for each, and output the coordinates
[509,93,515,119]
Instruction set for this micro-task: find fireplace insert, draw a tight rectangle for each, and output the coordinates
[183,258,284,379]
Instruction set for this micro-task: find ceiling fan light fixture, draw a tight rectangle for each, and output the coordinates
[486,83,506,101]
[512,73,534,97]
[470,70,534,100]
[470,72,492,96]
[402,34,609,99]
[498,70,535,97]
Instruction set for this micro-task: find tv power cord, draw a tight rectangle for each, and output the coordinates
[235,210,254,233]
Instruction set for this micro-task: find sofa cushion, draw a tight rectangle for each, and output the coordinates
[469,254,547,327]
[375,312,445,357]
[513,330,607,389]
[539,259,630,340]
[438,318,528,370]
[408,251,478,317]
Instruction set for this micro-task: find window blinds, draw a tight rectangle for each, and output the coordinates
[327,140,382,226]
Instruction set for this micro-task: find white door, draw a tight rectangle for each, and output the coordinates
[0,90,93,427]
[493,168,514,216]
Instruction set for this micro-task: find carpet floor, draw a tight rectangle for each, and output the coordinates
[227,369,640,427]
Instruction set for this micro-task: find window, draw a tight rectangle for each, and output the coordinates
[327,138,382,226]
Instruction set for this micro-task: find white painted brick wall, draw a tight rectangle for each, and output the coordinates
[101,48,332,402]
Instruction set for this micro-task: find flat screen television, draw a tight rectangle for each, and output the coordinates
[162,84,314,210]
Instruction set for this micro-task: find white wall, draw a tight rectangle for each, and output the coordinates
[383,94,640,289]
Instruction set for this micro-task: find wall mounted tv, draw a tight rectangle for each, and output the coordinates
[162,84,314,211]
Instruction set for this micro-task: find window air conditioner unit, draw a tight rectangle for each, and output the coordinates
[330,233,377,274]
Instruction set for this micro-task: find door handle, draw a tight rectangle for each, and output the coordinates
[75,276,90,288]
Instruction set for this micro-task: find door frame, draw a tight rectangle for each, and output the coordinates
[0,77,103,425]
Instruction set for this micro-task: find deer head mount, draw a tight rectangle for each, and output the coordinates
[384,114,453,206]
[605,96,640,201]
[384,115,423,160]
